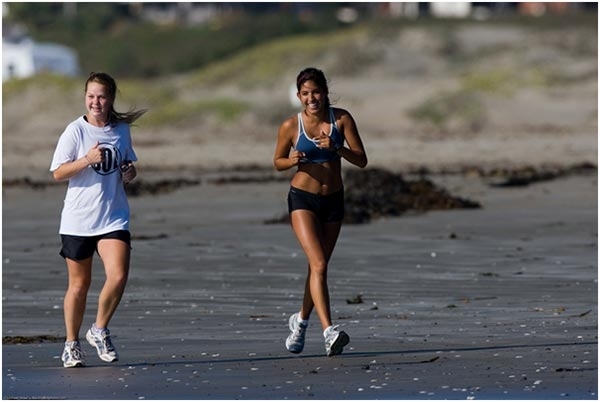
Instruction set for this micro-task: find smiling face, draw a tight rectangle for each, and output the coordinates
[85,81,113,124]
[297,80,327,116]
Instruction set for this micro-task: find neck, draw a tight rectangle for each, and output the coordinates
[86,113,109,127]
[303,107,328,123]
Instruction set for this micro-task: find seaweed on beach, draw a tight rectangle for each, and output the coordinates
[1,176,203,196]
[343,168,481,223]
[266,167,482,225]
[3,335,64,344]
[2,177,58,189]
[485,162,597,187]
[124,178,201,196]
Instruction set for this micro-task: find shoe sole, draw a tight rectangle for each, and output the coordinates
[327,331,350,356]
[285,332,305,353]
[86,331,118,362]
[63,361,84,368]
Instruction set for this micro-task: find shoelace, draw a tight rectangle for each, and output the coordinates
[291,324,306,341]
[325,325,340,340]
[68,344,84,360]
[100,335,116,353]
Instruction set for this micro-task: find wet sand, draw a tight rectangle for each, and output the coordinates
[2,171,597,399]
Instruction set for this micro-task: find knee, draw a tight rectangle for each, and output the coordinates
[310,260,328,277]
[107,269,129,288]
[67,281,90,298]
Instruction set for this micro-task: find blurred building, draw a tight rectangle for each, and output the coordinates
[375,2,593,19]
[2,35,79,82]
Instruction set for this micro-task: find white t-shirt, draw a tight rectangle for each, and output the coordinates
[50,116,137,236]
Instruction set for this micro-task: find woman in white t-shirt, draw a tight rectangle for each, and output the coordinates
[50,72,146,368]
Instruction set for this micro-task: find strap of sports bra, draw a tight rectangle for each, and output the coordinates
[329,108,338,129]
[297,109,337,142]
[297,113,303,133]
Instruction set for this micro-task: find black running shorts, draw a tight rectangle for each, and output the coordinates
[59,230,131,260]
[287,186,344,223]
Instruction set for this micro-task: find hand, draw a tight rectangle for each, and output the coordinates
[290,150,306,165]
[121,162,136,184]
[317,131,333,150]
[85,142,103,164]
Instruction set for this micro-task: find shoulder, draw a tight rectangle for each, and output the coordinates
[331,107,355,125]
[278,114,298,134]
[60,116,86,137]
[113,121,131,133]
[331,106,352,118]
[66,115,86,129]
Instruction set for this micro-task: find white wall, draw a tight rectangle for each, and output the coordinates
[3,38,79,81]
[430,2,471,18]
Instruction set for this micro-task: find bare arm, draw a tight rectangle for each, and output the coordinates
[274,118,305,171]
[337,110,367,168]
[52,141,103,181]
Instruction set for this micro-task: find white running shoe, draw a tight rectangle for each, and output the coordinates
[61,340,85,368]
[324,325,349,356]
[285,312,308,354]
[86,327,119,362]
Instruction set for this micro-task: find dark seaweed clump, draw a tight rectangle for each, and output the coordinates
[343,168,481,224]
[124,178,201,196]
[266,168,481,225]
[3,335,64,344]
[484,162,596,187]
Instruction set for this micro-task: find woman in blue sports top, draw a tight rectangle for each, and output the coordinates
[274,67,367,356]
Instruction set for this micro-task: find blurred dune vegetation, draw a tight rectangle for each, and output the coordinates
[2,4,597,176]
[5,11,596,125]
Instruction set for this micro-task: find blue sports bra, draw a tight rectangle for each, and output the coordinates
[295,108,344,164]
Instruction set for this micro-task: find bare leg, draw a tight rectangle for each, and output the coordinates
[291,210,342,330]
[95,239,130,329]
[64,257,93,341]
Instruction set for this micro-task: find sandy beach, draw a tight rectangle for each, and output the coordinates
[2,16,598,400]
[2,168,597,399]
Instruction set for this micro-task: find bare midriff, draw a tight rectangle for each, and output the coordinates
[291,159,343,195]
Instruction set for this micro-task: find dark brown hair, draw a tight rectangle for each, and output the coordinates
[296,67,331,107]
[85,72,147,125]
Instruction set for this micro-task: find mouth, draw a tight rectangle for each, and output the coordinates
[307,101,319,110]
